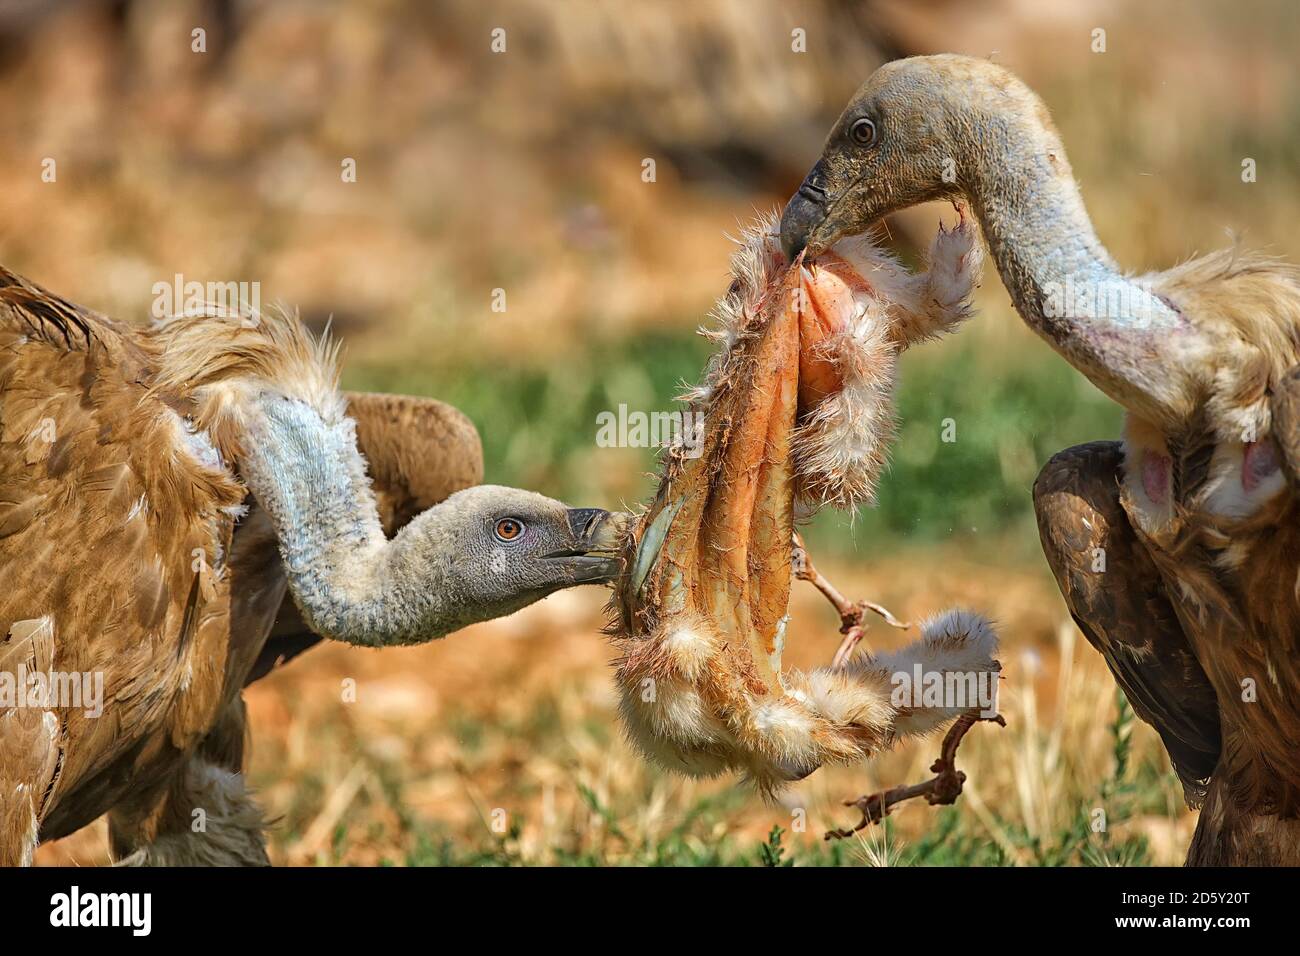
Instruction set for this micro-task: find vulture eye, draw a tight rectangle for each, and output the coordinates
[850,117,877,146]
[493,517,525,542]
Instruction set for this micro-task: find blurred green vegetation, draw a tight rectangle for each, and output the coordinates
[345,327,1121,564]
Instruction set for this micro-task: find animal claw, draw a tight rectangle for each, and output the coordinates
[824,710,1004,840]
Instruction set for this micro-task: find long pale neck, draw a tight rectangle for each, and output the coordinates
[965,120,1198,427]
[237,393,457,646]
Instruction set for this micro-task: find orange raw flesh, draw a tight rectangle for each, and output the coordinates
[626,251,869,702]
[696,268,800,694]
[795,254,875,413]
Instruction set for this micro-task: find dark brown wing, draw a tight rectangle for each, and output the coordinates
[343,391,484,530]
[1033,441,1221,802]
[244,391,484,683]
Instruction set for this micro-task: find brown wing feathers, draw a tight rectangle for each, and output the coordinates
[0,267,98,349]
[1034,441,1222,801]
[2,267,246,837]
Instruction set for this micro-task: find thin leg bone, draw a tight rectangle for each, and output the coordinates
[824,710,1006,841]
[791,532,909,668]
[830,624,867,671]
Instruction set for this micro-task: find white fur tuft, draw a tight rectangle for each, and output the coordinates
[792,308,899,508]
[863,609,1001,736]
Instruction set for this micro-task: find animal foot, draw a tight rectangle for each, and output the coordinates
[824,709,1005,841]
[928,207,983,308]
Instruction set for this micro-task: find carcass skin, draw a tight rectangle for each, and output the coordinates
[612,214,1001,792]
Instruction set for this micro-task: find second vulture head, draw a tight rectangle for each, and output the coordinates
[779,53,1037,261]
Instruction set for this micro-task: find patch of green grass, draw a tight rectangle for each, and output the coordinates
[757,825,793,867]
[345,327,1120,562]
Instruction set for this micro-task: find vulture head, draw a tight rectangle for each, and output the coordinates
[422,485,626,622]
[778,54,1040,262]
[777,53,1222,433]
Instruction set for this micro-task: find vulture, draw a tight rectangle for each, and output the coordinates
[0,266,624,866]
[610,211,1002,801]
[779,53,1300,865]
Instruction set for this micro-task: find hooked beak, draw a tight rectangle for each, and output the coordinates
[544,508,629,584]
[781,156,858,262]
[779,179,831,262]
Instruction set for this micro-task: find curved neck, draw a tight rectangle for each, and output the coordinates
[973,155,1116,322]
[237,393,467,646]
[963,117,1198,427]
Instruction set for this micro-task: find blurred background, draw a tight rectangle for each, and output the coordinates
[13,0,1298,865]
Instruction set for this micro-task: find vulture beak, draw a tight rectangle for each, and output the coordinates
[779,160,835,262]
[545,508,628,584]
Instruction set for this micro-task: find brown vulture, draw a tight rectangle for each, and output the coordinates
[778,53,1300,864]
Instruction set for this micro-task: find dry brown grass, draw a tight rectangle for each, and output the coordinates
[35,548,1193,866]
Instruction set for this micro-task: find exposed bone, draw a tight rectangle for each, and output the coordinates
[790,532,910,668]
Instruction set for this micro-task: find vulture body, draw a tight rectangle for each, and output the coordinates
[779,54,1300,864]
[0,267,622,865]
